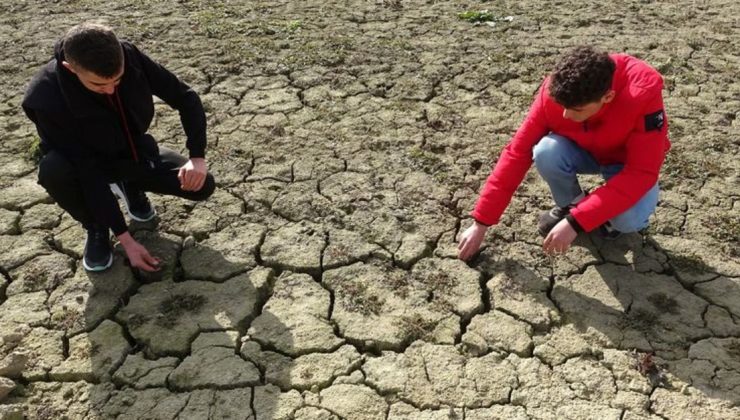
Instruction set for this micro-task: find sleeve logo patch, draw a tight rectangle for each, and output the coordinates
[644,109,665,131]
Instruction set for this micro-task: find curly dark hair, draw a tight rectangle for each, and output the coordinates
[63,23,123,78]
[549,46,616,108]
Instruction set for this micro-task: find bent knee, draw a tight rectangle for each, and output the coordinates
[609,211,651,233]
[38,151,77,188]
[191,174,216,201]
[533,134,572,174]
[533,135,570,162]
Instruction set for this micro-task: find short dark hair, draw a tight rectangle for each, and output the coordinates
[549,46,616,108]
[63,23,123,78]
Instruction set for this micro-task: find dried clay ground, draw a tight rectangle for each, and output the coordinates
[0,1,739,419]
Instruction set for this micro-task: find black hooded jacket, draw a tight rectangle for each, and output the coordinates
[22,40,207,235]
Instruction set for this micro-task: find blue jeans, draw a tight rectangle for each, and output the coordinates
[532,134,659,232]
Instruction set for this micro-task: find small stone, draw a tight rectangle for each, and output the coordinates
[0,351,28,378]
[0,376,17,401]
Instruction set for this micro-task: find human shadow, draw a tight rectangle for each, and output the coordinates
[475,231,740,409]
[3,226,296,419]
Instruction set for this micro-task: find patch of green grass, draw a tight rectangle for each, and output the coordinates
[286,20,302,31]
[458,10,496,23]
[26,136,42,164]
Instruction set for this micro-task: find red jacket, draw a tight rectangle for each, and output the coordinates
[471,54,670,232]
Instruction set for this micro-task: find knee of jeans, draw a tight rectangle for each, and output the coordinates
[609,211,650,233]
[192,174,216,201]
[533,135,567,174]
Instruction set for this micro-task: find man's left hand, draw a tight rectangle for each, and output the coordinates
[178,158,207,191]
[543,218,578,254]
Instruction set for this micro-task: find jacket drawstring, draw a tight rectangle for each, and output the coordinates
[107,89,139,162]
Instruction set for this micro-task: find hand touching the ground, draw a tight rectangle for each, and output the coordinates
[178,158,207,191]
[543,218,577,254]
[458,221,488,261]
[118,232,161,272]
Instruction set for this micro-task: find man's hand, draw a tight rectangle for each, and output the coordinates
[117,232,161,272]
[458,221,489,261]
[543,218,578,255]
[178,157,207,191]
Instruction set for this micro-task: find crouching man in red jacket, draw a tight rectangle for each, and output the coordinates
[458,46,670,260]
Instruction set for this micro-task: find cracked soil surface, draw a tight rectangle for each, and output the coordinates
[1,1,739,419]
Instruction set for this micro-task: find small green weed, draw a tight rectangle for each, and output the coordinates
[286,20,302,31]
[27,136,42,164]
[458,10,496,23]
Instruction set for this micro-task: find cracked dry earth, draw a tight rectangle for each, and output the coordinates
[1,1,739,419]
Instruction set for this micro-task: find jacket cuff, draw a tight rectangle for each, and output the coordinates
[189,150,206,159]
[471,215,492,227]
[565,214,584,233]
[110,219,129,237]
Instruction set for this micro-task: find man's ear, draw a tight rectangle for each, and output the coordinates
[602,90,616,104]
[61,60,76,74]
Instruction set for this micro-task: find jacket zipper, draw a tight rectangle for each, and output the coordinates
[107,89,139,162]
[583,120,589,132]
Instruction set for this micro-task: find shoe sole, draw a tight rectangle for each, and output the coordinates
[110,183,157,222]
[82,253,114,272]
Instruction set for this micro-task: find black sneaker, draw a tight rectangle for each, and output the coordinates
[83,225,113,272]
[597,222,622,240]
[110,182,156,222]
[538,205,572,237]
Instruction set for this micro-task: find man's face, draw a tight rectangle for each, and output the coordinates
[62,61,124,95]
[561,90,615,122]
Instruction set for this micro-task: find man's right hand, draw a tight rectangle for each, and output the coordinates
[117,232,161,272]
[457,221,489,261]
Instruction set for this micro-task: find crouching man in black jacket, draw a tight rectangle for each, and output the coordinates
[23,23,215,272]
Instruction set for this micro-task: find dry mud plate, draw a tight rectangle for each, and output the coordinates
[1,1,739,419]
